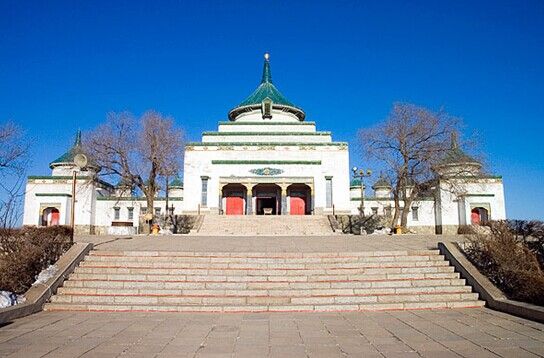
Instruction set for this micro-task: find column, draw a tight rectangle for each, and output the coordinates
[280,184,288,215]
[309,184,315,215]
[246,185,253,215]
[218,184,223,215]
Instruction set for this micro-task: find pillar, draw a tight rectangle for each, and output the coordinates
[218,184,223,215]
[246,185,253,215]
[309,184,315,215]
[280,184,288,215]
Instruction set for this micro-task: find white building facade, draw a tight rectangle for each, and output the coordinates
[22,54,506,234]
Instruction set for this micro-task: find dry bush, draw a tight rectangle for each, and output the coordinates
[458,225,477,235]
[0,226,72,294]
[335,215,389,234]
[464,221,544,306]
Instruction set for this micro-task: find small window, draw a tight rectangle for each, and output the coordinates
[371,207,378,215]
[262,98,272,119]
[412,207,419,221]
[384,206,392,217]
[154,207,161,216]
[141,207,147,214]
[127,207,134,220]
[113,207,120,220]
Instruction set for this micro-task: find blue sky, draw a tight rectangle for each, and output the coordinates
[1,1,543,219]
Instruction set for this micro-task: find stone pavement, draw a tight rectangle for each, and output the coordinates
[1,308,544,357]
[75,234,464,252]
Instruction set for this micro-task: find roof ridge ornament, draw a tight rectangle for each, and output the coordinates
[261,52,272,84]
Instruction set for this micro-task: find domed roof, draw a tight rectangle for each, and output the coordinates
[49,130,99,170]
[372,176,391,190]
[228,54,305,121]
[438,133,481,166]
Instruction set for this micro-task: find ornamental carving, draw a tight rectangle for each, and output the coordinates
[249,167,284,176]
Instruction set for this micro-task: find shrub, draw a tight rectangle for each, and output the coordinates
[458,225,477,235]
[0,226,72,294]
[464,220,544,306]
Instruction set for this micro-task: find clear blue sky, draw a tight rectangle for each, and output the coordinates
[1,1,543,219]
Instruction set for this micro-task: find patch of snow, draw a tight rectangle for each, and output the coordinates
[0,291,25,309]
[33,264,58,285]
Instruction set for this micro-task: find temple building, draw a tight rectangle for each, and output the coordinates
[182,53,350,216]
[22,54,506,234]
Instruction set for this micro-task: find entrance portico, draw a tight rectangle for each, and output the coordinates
[219,177,313,215]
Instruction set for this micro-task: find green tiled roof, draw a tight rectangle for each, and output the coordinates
[439,134,481,166]
[169,177,183,187]
[49,131,99,170]
[228,54,305,121]
[372,176,391,189]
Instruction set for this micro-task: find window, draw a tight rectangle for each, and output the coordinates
[201,176,209,207]
[141,207,147,214]
[384,206,392,217]
[325,176,333,208]
[262,98,272,119]
[127,207,134,220]
[371,207,378,215]
[411,206,419,221]
[113,207,120,220]
[154,207,161,216]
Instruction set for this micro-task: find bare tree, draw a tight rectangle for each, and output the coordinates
[0,121,30,228]
[359,103,460,230]
[85,111,184,221]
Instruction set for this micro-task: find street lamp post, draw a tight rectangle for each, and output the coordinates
[352,166,372,218]
[71,153,88,244]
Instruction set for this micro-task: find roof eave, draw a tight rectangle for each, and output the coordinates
[228,104,306,121]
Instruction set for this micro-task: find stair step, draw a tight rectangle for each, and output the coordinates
[50,291,479,305]
[44,300,485,313]
[57,285,472,297]
[89,250,441,257]
[73,266,455,276]
[68,271,461,282]
[63,278,467,290]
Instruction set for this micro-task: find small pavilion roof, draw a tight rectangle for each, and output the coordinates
[169,177,183,188]
[49,130,99,170]
[439,133,481,166]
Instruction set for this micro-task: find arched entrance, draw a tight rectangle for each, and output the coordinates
[471,207,489,225]
[287,184,311,215]
[41,207,60,226]
[253,184,281,215]
[222,184,246,215]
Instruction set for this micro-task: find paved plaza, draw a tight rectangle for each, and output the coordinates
[1,308,544,357]
[75,234,464,253]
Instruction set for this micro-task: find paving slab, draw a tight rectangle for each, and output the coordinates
[1,308,544,357]
[76,234,463,252]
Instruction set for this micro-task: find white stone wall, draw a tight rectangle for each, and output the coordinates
[183,145,350,214]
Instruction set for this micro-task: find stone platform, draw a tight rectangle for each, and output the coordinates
[2,308,544,357]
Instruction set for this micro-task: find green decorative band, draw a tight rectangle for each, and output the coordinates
[218,121,315,125]
[28,175,114,188]
[186,142,347,147]
[97,197,183,201]
[202,131,331,136]
[351,197,435,201]
[448,175,503,180]
[35,193,72,197]
[212,160,321,165]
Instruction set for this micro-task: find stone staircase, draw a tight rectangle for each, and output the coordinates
[44,249,484,312]
[196,215,335,236]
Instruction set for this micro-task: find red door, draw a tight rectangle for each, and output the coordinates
[226,196,244,215]
[290,196,306,215]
